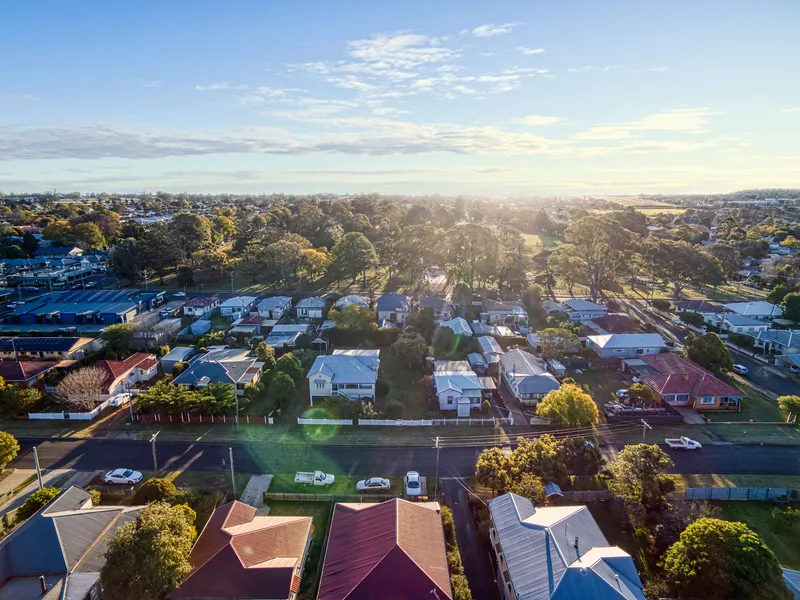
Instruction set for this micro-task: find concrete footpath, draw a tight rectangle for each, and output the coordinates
[0,469,98,519]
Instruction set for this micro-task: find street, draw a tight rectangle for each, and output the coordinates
[12,438,800,478]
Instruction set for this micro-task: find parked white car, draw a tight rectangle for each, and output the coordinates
[615,389,629,398]
[665,437,703,450]
[104,469,143,485]
[732,364,749,376]
[405,471,422,497]
[173,292,186,298]
[294,470,335,486]
[356,477,391,492]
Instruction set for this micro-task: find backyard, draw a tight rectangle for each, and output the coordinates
[375,348,429,419]
[572,368,629,412]
[717,501,800,569]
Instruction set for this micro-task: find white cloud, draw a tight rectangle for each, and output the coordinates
[518,46,546,55]
[516,115,565,126]
[649,67,668,72]
[471,23,521,37]
[346,32,454,69]
[573,108,719,141]
[2,93,38,101]
[237,86,303,106]
[781,107,800,114]
[567,66,594,73]
[196,82,235,91]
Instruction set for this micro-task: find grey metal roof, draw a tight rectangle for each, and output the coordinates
[376,293,410,312]
[467,352,487,366]
[586,333,666,350]
[257,296,293,311]
[488,493,645,600]
[563,299,606,312]
[439,317,472,336]
[307,352,379,384]
[161,346,195,363]
[420,295,449,310]
[334,295,369,309]
[434,372,482,394]
[724,301,783,317]
[297,296,326,308]
[756,329,800,347]
[478,335,504,355]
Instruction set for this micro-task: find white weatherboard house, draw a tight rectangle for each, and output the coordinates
[433,360,483,416]
[256,296,293,320]
[438,317,472,337]
[489,493,646,600]
[562,299,608,322]
[499,348,560,405]
[723,301,783,320]
[307,349,380,405]
[585,333,666,359]
[219,296,257,318]
[296,296,326,319]
[376,293,411,324]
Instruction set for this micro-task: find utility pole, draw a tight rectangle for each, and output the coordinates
[641,419,652,443]
[228,271,237,295]
[434,437,440,499]
[235,395,239,428]
[128,390,135,422]
[150,431,160,472]
[229,447,237,498]
[33,446,43,490]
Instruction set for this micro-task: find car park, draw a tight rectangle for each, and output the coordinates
[104,468,143,485]
[356,477,391,492]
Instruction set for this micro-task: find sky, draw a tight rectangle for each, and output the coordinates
[1,0,799,196]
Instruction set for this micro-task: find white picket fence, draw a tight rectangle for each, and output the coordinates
[28,398,113,421]
[359,419,434,426]
[358,417,511,426]
[296,418,353,426]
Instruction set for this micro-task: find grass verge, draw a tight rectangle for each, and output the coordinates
[669,474,800,494]
[268,473,403,495]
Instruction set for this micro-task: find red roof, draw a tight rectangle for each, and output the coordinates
[168,501,313,600]
[318,499,452,600]
[184,295,219,307]
[591,314,640,333]
[639,353,742,398]
[238,315,268,325]
[0,360,57,382]
[92,352,156,392]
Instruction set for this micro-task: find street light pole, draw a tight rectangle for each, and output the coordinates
[150,431,160,472]
[641,419,652,443]
[229,447,237,498]
[33,446,43,490]
[433,437,440,499]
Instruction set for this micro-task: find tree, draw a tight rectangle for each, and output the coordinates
[405,308,438,342]
[329,305,377,330]
[193,249,230,277]
[73,221,107,250]
[56,367,108,411]
[507,473,546,505]
[627,383,657,408]
[391,332,428,369]
[651,299,670,311]
[705,243,740,279]
[683,332,733,373]
[549,244,584,296]
[532,208,552,233]
[778,395,800,420]
[132,478,177,504]
[608,444,675,512]
[329,232,377,284]
[0,379,42,416]
[442,224,499,295]
[508,435,567,485]
[475,447,510,495]
[661,518,791,600]
[101,323,134,352]
[563,216,631,301]
[267,372,295,411]
[645,239,724,298]
[782,292,800,323]
[535,383,599,427]
[299,247,330,280]
[42,221,75,246]
[562,437,605,476]
[21,230,39,255]
[170,213,212,260]
[100,502,197,600]
[0,431,19,469]
[679,310,705,327]
[766,284,792,306]
[254,342,276,371]
[275,353,303,383]
[432,326,456,357]
[536,328,579,359]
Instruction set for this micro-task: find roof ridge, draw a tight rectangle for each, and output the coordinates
[341,543,402,600]
[69,507,130,571]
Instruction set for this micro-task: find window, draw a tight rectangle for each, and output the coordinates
[676,394,690,403]
[700,396,716,405]
[635,348,645,354]
[613,349,625,354]
[315,382,324,389]
[663,394,676,402]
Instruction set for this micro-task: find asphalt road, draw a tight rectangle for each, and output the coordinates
[11,438,800,478]
[727,351,800,398]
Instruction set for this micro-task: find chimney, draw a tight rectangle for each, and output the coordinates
[39,576,47,595]
[574,536,579,549]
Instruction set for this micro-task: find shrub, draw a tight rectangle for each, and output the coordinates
[90,489,102,506]
[132,478,177,505]
[17,487,59,521]
[441,505,455,545]
[447,547,464,575]
[375,378,390,396]
[679,311,705,327]
[729,332,755,349]
[172,362,189,376]
[771,506,800,526]
[450,573,473,600]
[652,299,671,311]
[481,399,491,414]
[383,399,405,419]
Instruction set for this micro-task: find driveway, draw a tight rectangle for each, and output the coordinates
[495,379,532,429]
[441,479,500,600]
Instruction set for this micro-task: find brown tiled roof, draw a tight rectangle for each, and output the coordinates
[0,360,57,382]
[318,499,452,600]
[591,314,640,333]
[168,501,313,600]
[238,315,267,325]
[640,353,742,398]
[184,295,219,307]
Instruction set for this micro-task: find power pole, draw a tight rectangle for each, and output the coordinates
[641,419,652,443]
[228,271,237,294]
[229,447,237,498]
[128,391,135,422]
[235,395,239,428]
[150,431,160,472]
[33,446,43,490]
[433,437,440,499]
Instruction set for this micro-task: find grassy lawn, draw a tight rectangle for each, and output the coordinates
[704,423,800,444]
[521,232,561,251]
[705,385,784,423]
[376,348,429,419]
[670,474,800,494]
[717,501,800,569]
[268,473,403,495]
[638,207,687,215]
[265,501,333,600]
[209,313,230,331]
[572,368,628,411]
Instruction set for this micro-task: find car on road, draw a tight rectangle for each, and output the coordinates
[665,436,703,450]
[85,281,98,289]
[405,471,422,496]
[104,468,143,485]
[356,477,391,492]
[790,365,799,374]
[159,309,172,318]
[6,302,21,310]
[70,283,84,290]
[57,326,78,333]
[615,388,630,398]
[173,292,186,298]
[732,364,749,376]
[19,286,39,292]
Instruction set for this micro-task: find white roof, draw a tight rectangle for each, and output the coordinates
[563,299,606,312]
[438,317,472,336]
[334,295,369,309]
[587,333,666,349]
[297,296,326,308]
[478,335,504,355]
[220,296,256,308]
[257,296,292,310]
[724,301,783,317]
[307,350,380,383]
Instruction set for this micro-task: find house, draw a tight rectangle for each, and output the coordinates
[0,486,143,600]
[488,493,646,600]
[229,315,271,337]
[704,313,770,335]
[160,346,195,374]
[623,353,743,411]
[478,335,504,358]
[333,295,369,310]
[753,329,800,354]
[220,296,257,318]
[585,333,666,359]
[190,319,212,336]
[376,293,411,324]
[256,295,293,320]
[420,294,453,319]
[433,360,485,415]
[723,301,783,320]
[562,298,608,322]
[472,322,515,337]
[480,299,528,325]
[32,246,83,258]
[167,501,313,600]
[183,295,220,318]
[467,352,488,373]
[317,499,452,600]
[541,300,567,315]
[93,352,158,397]
[307,349,379,404]
[0,361,57,389]
[173,349,264,396]
[585,314,640,334]
[266,331,303,349]
[527,332,580,356]
[676,299,725,314]
[296,296,326,319]
[499,348,560,405]
[0,336,97,360]
[438,317,472,337]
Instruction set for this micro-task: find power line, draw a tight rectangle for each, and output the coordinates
[438,425,644,448]
[435,420,640,441]
[435,422,642,446]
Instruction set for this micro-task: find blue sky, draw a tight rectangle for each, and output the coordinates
[1,0,799,195]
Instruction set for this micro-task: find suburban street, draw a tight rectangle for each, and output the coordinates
[12,438,800,478]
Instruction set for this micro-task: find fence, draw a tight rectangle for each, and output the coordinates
[263,492,400,502]
[296,418,353,426]
[685,487,797,501]
[138,413,274,425]
[357,417,511,427]
[563,490,612,502]
[28,397,112,421]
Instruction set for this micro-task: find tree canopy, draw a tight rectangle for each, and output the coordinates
[535,383,599,427]
[683,332,733,373]
[608,443,675,512]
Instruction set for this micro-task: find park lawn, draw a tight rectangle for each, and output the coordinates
[717,501,800,569]
[268,473,404,495]
[376,348,429,419]
[638,208,687,215]
[265,501,333,600]
[521,232,561,251]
